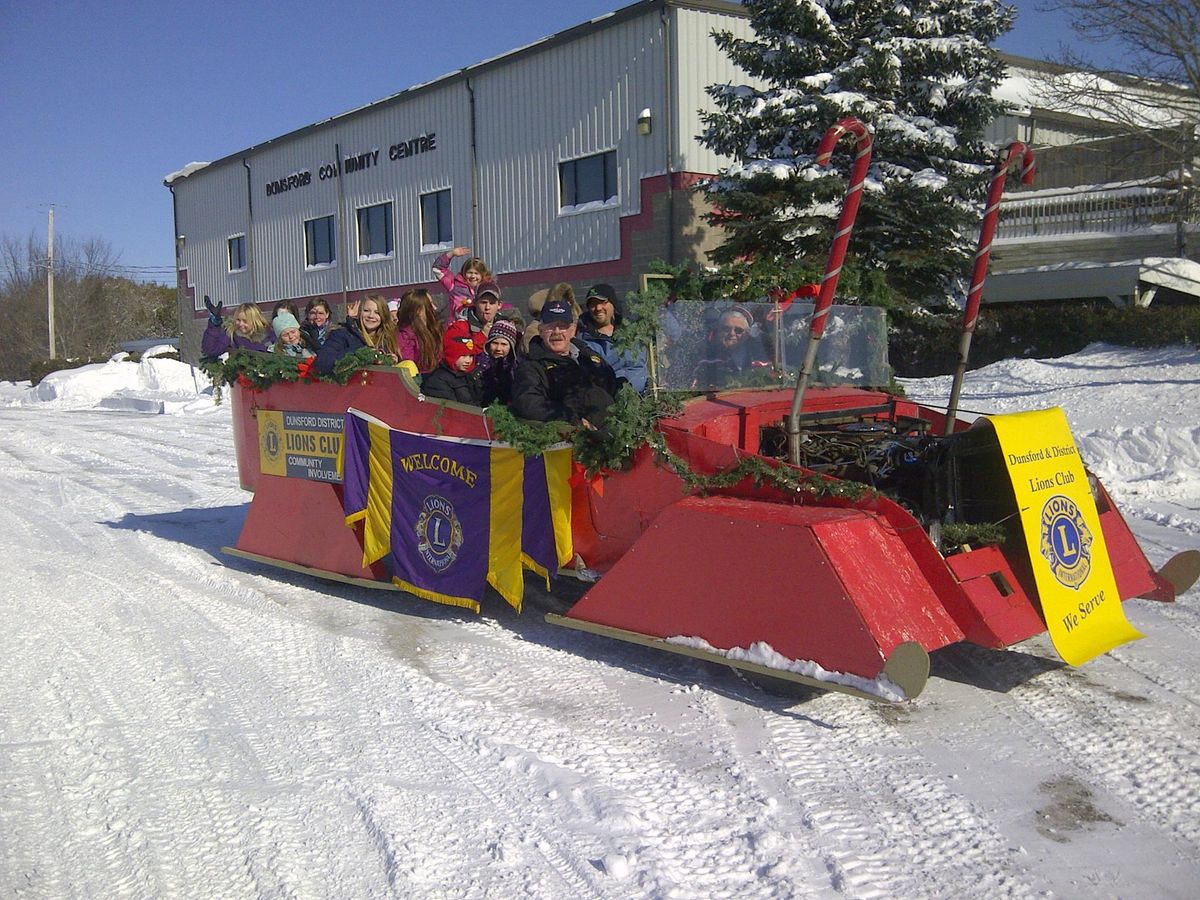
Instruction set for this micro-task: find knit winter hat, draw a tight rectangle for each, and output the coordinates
[721,304,756,331]
[272,311,301,337]
[443,320,484,371]
[486,319,520,352]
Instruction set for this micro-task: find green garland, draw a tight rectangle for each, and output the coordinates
[484,403,572,454]
[486,383,873,503]
[200,351,300,392]
[940,521,1008,551]
[329,347,395,382]
[200,346,391,402]
[614,260,706,356]
[571,386,682,477]
[196,269,879,506]
[658,444,875,501]
[484,387,682,478]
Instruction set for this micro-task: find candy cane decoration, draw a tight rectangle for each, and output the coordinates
[788,117,874,465]
[943,142,1035,435]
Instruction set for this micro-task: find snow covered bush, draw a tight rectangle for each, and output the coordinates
[700,0,1015,310]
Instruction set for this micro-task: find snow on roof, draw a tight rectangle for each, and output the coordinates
[995,71,1184,128]
[163,161,211,185]
[1002,174,1178,201]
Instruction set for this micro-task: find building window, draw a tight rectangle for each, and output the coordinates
[304,215,336,267]
[559,150,617,210]
[227,234,246,272]
[420,189,452,249]
[356,202,394,259]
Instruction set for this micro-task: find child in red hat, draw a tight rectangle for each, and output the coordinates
[420,320,487,405]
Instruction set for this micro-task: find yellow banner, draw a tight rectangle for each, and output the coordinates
[257,409,345,482]
[983,407,1142,665]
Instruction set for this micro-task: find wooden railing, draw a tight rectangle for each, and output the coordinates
[997,179,1196,239]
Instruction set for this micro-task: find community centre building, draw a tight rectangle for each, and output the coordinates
[167,0,752,357]
[167,0,1200,358]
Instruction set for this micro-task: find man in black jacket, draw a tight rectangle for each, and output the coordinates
[511,298,620,427]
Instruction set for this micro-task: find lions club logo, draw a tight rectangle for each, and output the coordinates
[415,495,463,572]
[1039,494,1092,589]
[261,416,281,463]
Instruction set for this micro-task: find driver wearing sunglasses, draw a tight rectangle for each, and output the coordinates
[693,305,771,389]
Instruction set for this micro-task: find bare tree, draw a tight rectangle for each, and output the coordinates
[1036,0,1199,254]
[0,234,176,381]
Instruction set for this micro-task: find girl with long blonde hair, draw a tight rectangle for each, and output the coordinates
[314,294,400,374]
[200,300,271,358]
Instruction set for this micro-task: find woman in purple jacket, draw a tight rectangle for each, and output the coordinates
[200,298,271,358]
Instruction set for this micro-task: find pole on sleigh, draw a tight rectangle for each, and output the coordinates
[944,142,1036,435]
[787,117,873,466]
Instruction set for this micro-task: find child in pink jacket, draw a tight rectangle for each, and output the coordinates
[433,246,493,323]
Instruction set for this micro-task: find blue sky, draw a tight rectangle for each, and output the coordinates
[0,1,1101,282]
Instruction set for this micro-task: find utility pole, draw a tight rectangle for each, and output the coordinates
[47,206,56,358]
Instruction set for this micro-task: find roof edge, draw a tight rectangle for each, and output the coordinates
[169,1,748,183]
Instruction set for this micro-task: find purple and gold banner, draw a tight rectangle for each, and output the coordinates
[341,409,572,613]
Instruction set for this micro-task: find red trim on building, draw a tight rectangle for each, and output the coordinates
[178,268,196,310]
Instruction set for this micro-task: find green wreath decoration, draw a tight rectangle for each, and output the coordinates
[200,347,391,401]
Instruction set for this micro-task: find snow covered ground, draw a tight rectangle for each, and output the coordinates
[1,344,1198,898]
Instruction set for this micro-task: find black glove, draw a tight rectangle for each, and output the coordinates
[203,295,223,327]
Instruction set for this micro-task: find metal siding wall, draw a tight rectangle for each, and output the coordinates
[672,7,759,176]
[472,10,667,273]
[1029,120,1115,148]
[247,84,473,300]
[175,85,472,309]
[173,163,251,311]
[346,86,472,292]
[985,115,1023,145]
[173,7,680,299]
[247,129,342,304]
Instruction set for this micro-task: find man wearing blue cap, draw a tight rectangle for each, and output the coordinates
[511,297,620,428]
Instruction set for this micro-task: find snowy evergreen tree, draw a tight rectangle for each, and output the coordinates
[700,0,1015,308]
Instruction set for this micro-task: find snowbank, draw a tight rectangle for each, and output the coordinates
[0,347,220,415]
[901,342,1200,544]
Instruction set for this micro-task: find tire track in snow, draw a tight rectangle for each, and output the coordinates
[4,374,1199,897]
[1007,666,1200,849]
[413,625,833,897]
[60,491,616,895]
[927,637,1200,894]
[708,691,1039,899]
[0,414,382,894]
[0,403,1092,897]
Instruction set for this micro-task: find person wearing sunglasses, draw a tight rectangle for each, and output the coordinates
[693,305,771,389]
